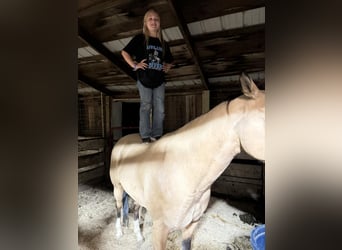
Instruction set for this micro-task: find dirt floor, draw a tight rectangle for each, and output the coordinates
[78,184,264,250]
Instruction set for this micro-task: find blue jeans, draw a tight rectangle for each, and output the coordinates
[137,80,165,139]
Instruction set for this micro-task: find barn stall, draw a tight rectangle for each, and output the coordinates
[78,0,265,249]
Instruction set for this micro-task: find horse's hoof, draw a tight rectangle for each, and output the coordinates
[116,231,123,239]
[122,218,129,227]
[136,234,144,242]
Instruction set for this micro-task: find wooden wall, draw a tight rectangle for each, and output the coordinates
[78,94,112,185]
[78,137,106,184]
[164,93,204,133]
[78,95,103,137]
[212,149,264,200]
[111,93,206,139]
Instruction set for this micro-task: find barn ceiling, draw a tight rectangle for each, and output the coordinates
[78,0,265,100]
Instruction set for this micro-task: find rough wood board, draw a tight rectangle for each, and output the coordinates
[78,138,104,151]
[79,166,106,184]
[79,151,104,168]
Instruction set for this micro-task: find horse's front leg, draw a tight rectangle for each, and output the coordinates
[181,220,200,250]
[133,202,144,242]
[182,189,211,249]
[152,220,169,250]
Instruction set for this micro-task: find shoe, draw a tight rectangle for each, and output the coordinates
[142,137,151,144]
[150,136,161,142]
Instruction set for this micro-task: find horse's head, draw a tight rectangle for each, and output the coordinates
[229,73,265,161]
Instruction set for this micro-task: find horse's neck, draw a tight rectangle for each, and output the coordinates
[170,103,241,191]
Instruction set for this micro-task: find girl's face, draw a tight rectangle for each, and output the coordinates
[145,11,160,34]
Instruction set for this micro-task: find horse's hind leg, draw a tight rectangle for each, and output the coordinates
[133,202,144,242]
[122,191,129,227]
[181,221,200,250]
[113,183,124,238]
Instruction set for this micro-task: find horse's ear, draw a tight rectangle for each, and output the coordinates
[240,72,259,98]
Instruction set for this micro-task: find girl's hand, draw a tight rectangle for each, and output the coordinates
[134,59,148,70]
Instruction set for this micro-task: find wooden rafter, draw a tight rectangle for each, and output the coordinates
[79,73,115,96]
[166,0,209,90]
[192,24,265,42]
[78,21,136,81]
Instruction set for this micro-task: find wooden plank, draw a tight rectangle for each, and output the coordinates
[78,138,104,151]
[78,148,103,157]
[185,95,198,122]
[164,95,186,132]
[78,163,104,173]
[202,90,210,114]
[78,165,106,184]
[217,175,262,185]
[78,151,104,168]
[224,163,263,179]
[231,158,263,165]
[164,93,204,133]
[212,180,263,199]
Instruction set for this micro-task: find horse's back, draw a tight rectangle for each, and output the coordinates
[110,133,157,207]
[116,133,142,145]
[110,133,143,179]
[111,133,142,156]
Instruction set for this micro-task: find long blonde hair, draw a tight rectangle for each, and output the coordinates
[142,8,165,54]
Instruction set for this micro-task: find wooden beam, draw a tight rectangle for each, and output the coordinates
[78,73,115,96]
[179,0,265,23]
[166,0,209,90]
[111,86,207,100]
[193,24,265,42]
[78,22,136,81]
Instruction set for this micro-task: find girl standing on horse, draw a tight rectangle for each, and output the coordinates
[121,8,174,143]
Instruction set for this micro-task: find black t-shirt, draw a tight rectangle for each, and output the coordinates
[123,34,173,88]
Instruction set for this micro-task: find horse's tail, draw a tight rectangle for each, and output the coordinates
[122,191,129,226]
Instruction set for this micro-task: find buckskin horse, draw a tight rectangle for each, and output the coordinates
[109,72,265,249]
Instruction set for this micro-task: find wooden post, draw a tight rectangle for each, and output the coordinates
[202,90,210,114]
[102,95,112,186]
